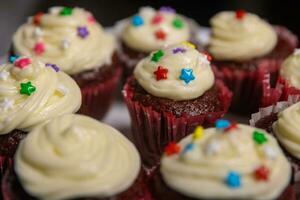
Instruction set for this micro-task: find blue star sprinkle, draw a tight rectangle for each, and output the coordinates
[215,119,231,129]
[181,143,195,154]
[179,68,195,84]
[225,171,241,188]
[9,55,19,63]
[131,15,144,27]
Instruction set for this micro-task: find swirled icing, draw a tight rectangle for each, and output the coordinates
[280,49,300,89]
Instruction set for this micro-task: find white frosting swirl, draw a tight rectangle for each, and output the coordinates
[0,57,81,134]
[273,102,300,159]
[161,124,291,200]
[209,11,277,61]
[13,7,116,75]
[134,44,214,101]
[280,49,300,89]
[122,7,190,52]
[15,114,141,200]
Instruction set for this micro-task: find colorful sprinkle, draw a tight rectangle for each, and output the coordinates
[61,39,70,50]
[263,146,277,160]
[1,98,14,111]
[193,126,203,140]
[154,66,168,81]
[87,15,96,24]
[173,47,186,54]
[151,14,163,25]
[172,18,184,29]
[205,141,221,155]
[15,58,31,69]
[77,26,89,39]
[253,130,268,145]
[235,9,246,20]
[57,84,68,95]
[154,29,167,40]
[179,68,195,84]
[164,142,181,156]
[33,12,43,25]
[293,48,300,56]
[9,55,19,64]
[151,50,164,62]
[202,51,212,62]
[131,15,144,27]
[159,6,176,13]
[224,122,238,132]
[20,81,36,96]
[45,63,60,72]
[254,166,269,181]
[215,119,231,129]
[181,41,196,49]
[0,71,9,81]
[225,171,241,188]
[59,7,73,16]
[182,143,195,154]
[33,42,45,55]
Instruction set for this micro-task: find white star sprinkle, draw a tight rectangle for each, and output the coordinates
[198,56,210,66]
[57,85,68,95]
[0,71,9,81]
[61,39,70,50]
[293,48,300,56]
[205,141,221,155]
[1,98,14,111]
[33,27,43,38]
[263,146,277,160]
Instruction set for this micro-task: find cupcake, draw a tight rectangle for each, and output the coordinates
[150,122,294,200]
[0,56,81,177]
[208,10,298,114]
[123,43,232,168]
[12,6,121,119]
[117,6,201,78]
[2,114,152,200]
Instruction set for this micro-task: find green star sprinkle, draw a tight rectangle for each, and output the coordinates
[151,50,164,62]
[59,7,73,16]
[20,82,36,96]
[172,18,184,29]
[252,130,268,145]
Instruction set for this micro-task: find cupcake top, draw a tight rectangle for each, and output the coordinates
[209,10,277,61]
[133,43,214,101]
[15,114,141,200]
[13,6,116,75]
[0,56,81,135]
[273,102,300,159]
[161,121,291,200]
[280,49,300,89]
[122,6,190,53]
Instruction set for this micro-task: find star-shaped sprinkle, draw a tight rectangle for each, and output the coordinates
[33,12,43,25]
[215,119,231,129]
[20,81,36,96]
[45,63,60,72]
[205,141,221,155]
[181,143,195,154]
[164,142,181,156]
[15,58,31,69]
[254,166,269,181]
[87,15,96,24]
[61,39,70,50]
[33,27,43,38]
[193,126,203,140]
[152,14,163,25]
[151,50,164,62]
[33,42,45,55]
[1,98,14,111]
[154,29,167,40]
[173,47,186,54]
[225,171,241,188]
[181,41,196,49]
[224,122,238,132]
[77,26,89,39]
[9,55,19,64]
[235,9,246,20]
[131,15,144,27]
[293,48,300,56]
[202,51,212,62]
[172,18,184,29]
[0,71,9,81]
[59,7,73,16]
[179,68,195,84]
[253,130,268,145]
[263,146,277,160]
[154,66,168,81]
[159,6,176,13]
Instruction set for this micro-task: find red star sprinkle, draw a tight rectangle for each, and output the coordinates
[15,58,32,69]
[154,66,168,81]
[202,51,212,62]
[33,12,44,25]
[155,29,167,40]
[164,142,181,156]
[225,122,238,132]
[87,15,96,24]
[151,14,164,25]
[33,42,45,55]
[254,166,270,181]
[235,9,246,20]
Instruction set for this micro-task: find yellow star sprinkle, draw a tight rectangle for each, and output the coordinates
[193,126,203,140]
[181,41,196,49]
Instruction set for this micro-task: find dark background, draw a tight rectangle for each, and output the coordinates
[0,0,299,55]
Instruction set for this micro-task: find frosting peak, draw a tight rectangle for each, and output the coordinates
[280,49,300,89]
[209,11,277,61]
[15,114,141,200]
[133,43,214,101]
[0,56,81,134]
[13,7,116,75]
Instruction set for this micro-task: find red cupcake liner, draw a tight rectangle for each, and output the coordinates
[77,66,122,120]
[123,79,232,168]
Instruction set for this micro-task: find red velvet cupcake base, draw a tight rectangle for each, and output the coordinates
[123,79,232,168]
